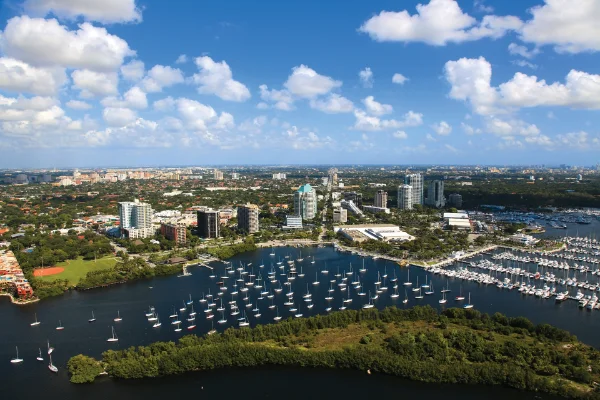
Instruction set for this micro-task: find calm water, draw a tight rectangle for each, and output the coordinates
[1,244,597,399]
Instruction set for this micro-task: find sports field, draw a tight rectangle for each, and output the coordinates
[34,257,117,285]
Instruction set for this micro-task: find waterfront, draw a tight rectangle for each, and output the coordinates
[2,245,600,398]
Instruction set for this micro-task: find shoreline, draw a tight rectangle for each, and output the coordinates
[0,292,39,306]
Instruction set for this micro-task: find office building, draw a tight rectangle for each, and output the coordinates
[294,184,317,220]
[340,200,364,217]
[397,185,413,210]
[197,209,220,238]
[285,215,303,229]
[426,180,445,208]
[231,172,240,180]
[405,173,423,206]
[119,199,154,238]
[160,223,187,245]
[213,169,223,180]
[448,193,463,208]
[342,192,363,208]
[237,204,259,234]
[374,190,388,208]
[272,173,287,180]
[333,208,347,223]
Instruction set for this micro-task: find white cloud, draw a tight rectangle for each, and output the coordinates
[102,107,136,127]
[485,117,540,137]
[175,98,233,133]
[141,65,184,93]
[192,56,250,102]
[284,65,342,98]
[72,69,118,97]
[309,94,354,114]
[258,84,294,111]
[555,131,599,149]
[0,16,134,71]
[473,0,494,13]
[23,0,142,24]
[426,133,437,142]
[359,67,373,88]
[512,60,538,69]
[362,96,393,116]
[359,0,522,45]
[393,130,408,139]
[392,73,408,85]
[66,99,91,110]
[432,121,452,135]
[508,43,540,59]
[153,96,175,112]
[353,109,423,131]
[121,60,145,81]
[520,0,600,54]
[175,54,188,64]
[461,122,480,135]
[101,86,147,109]
[0,57,66,95]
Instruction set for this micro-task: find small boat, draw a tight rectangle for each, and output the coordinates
[463,293,474,309]
[152,316,162,328]
[31,313,41,327]
[174,322,182,332]
[11,346,23,364]
[402,290,408,304]
[439,292,447,304]
[180,301,187,312]
[36,348,44,362]
[114,310,123,322]
[107,326,119,342]
[47,340,54,355]
[147,312,158,322]
[187,324,196,330]
[274,307,282,321]
[186,294,193,305]
[48,354,58,373]
[414,287,424,299]
[88,311,96,323]
[455,286,465,301]
[56,320,65,330]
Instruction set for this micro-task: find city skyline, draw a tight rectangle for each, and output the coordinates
[1,0,600,168]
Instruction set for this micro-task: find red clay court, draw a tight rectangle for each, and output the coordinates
[33,267,65,277]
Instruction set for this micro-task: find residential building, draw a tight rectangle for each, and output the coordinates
[284,215,303,229]
[231,172,240,180]
[426,180,445,208]
[119,199,154,238]
[197,209,220,238]
[294,184,317,220]
[333,208,348,223]
[237,204,259,234]
[160,222,187,245]
[448,193,463,208]
[363,205,390,214]
[272,173,287,180]
[374,190,388,208]
[342,191,363,208]
[340,199,364,217]
[213,169,224,180]
[405,173,424,206]
[397,184,413,210]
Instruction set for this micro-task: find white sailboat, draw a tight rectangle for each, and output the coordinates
[463,293,474,309]
[48,354,58,373]
[47,340,54,355]
[218,310,227,324]
[312,271,319,285]
[56,320,64,330]
[390,286,400,299]
[37,348,44,362]
[403,269,412,286]
[439,291,447,304]
[31,313,41,326]
[107,326,119,342]
[412,276,420,292]
[415,287,424,299]
[402,290,408,304]
[114,310,123,322]
[274,307,282,321]
[174,322,182,332]
[362,291,374,309]
[359,259,366,273]
[152,316,162,328]
[88,311,96,323]
[11,346,23,364]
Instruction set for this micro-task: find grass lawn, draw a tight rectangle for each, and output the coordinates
[36,257,117,285]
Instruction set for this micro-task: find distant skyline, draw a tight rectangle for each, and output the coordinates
[0,0,599,167]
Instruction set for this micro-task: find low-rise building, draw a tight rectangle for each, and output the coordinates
[160,222,187,245]
[510,233,539,246]
[284,215,303,229]
[334,224,414,243]
[363,205,390,214]
[333,208,347,223]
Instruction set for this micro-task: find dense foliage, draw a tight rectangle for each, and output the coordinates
[67,355,103,383]
[77,258,181,289]
[205,238,258,260]
[70,306,600,399]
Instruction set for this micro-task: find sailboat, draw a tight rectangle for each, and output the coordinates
[359,259,366,273]
[425,283,434,296]
[403,290,408,304]
[147,312,158,322]
[421,276,430,289]
[47,340,54,355]
[107,326,119,342]
[31,313,41,326]
[239,312,250,327]
[56,320,64,330]
[270,248,275,256]
[297,251,304,262]
[152,315,161,328]
[48,354,58,373]
[180,300,187,312]
[414,287,424,299]
[343,286,352,303]
[186,294,193,305]
[463,293,474,309]
[311,256,315,264]
[174,321,182,332]
[439,291,447,304]
[391,285,400,299]
[114,310,123,322]
[37,348,44,362]
[455,285,465,301]
[187,321,196,330]
[362,291,374,309]
[441,280,451,293]
[298,266,305,278]
[312,271,319,285]
[274,307,282,321]
[208,321,217,335]
[412,276,420,292]
[11,346,23,364]
[218,310,227,324]
[88,311,96,323]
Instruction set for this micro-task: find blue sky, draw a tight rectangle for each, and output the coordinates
[0,0,599,168]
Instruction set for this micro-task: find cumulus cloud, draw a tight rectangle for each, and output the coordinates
[362,96,393,116]
[175,54,188,64]
[121,60,145,81]
[485,117,540,138]
[432,121,452,135]
[0,57,66,95]
[141,65,184,93]
[72,69,118,97]
[66,99,91,110]
[101,86,147,109]
[0,16,134,71]
[392,73,408,85]
[192,56,250,102]
[153,96,175,112]
[508,43,540,59]
[23,0,142,24]
[359,0,522,45]
[309,94,354,114]
[284,65,342,98]
[258,84,294,111]
[102,107,137,127]
[353,109,423,131]
[359,67,373,88]
[393,130,408,139]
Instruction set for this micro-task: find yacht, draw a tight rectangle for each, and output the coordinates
[11,347,23,364]
[55,320,64,330]
[463,293,474,309]
[107,326,119,342]
[36,348,44,362]
[88,311,96,323]
[114,310,123,322]
[48,354,58,373]
[31,313,41,327]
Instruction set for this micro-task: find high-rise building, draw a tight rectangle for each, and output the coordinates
[294,184,317,220]
[197,209,220,238]
[426,180,445,208]
[237,204,259,234]
[231,172,240,180]
[160,223,187,245]
[374,190,388,208]
[333,208,347,223]
[448,193,463,208]
[405,173,423,206]
[118,199,154,238]
[272,173,287,180]
[397,185,413,210]
[343,192,363,208]
[213,169,223,180]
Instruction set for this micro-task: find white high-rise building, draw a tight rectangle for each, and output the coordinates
[405,173,423,206]
[398,185,413,210]
[119,199,154,238]
[294,184,317,220]
[374,190,388,208]
[272,173,287,180]
[426,180,445,208]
